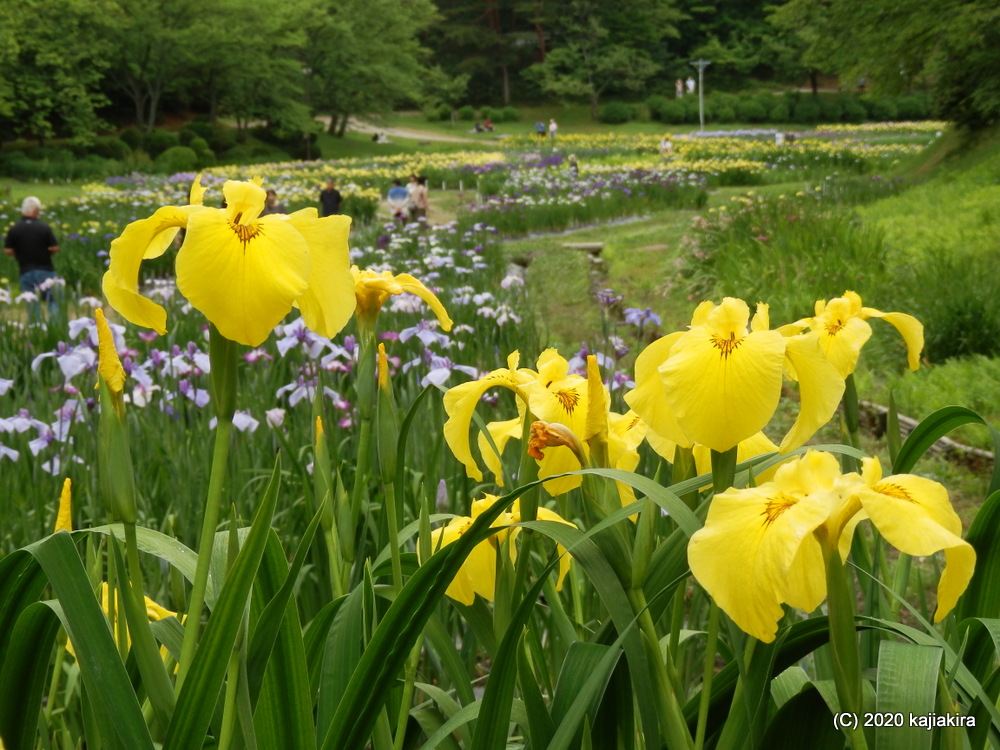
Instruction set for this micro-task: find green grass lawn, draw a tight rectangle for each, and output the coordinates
[0,179,85,206]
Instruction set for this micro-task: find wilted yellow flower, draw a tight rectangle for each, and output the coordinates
[103,176,355,347]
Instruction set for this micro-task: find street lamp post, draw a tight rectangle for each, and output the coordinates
[302,65,313,160]
[689,59,711,133]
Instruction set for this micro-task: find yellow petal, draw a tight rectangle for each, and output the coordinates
[584,355,609,443]
[857,469,974,620]
[176,210,311,346]
[536,505,577,590]
[189,173,207,206]
[425,519,476,605]
[625,332,690,448]
[103,206,193,334]
[54,478,72,533]
[443,359,532,481]
[289,211,356,338]
[862,309,924,371]
[222,179,267,223]
[688,481,831,642]
[95,308,126,394]
[662,325,786,452]
[478,417,522,486]
[537,441,583,496]
[813,317,872,378]
[394,273,454,331]
[778,335,845,452]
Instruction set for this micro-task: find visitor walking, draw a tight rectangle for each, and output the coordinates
[319,179,343,216]
[686,76,696,95]
[659,134,673,158]
[3,196,60,318]
[676,78,684,98]
[387,179,409,223]
[535,121,545,138]
[548,119,558,142]
[409,176,429,223]
[261,189,286,215]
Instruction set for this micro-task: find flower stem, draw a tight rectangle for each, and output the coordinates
[825,544,869,750]
[216,649,241,750]
[694,601,721,750]
[176,328,238,693]
[630,587,694,750]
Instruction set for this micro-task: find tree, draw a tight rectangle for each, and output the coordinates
[182,0,315,129]
[106,0,204,132]
[527,0,679,118]
[2,0,115,144]
[770,0,1000,127]
[306,0,438,136]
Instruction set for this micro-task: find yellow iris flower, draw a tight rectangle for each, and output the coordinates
[626,297,845,454]
[444,350,644,497]
[422,495,576,605]
[352,267,453,331]
[103,177,355,347]
[688,451,975,642]
[781,290,924,377]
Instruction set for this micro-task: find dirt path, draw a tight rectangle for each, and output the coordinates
[320,116,482,144]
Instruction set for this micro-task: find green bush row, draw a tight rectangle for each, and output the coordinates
[429,105,520,123]
[646,90,935,125]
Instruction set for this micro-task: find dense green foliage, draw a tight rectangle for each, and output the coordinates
[2,0,996,156]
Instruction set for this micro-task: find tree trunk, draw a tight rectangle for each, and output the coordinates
[533,0,546,62]
[590,91,599,120]
[501,65,510,104]
[810,70,819,95]
[336,114,348,137]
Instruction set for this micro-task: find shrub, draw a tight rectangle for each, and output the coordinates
[894,92,933,120]
[708,93,739,123]
[839,95,868,123]
[819,95,843,122]
[769,96,791,122]
[647,95,669,122]
[119,127,143,150]
[598,101,635,124]
[792,95,822,124]
[457,105,475,121]
[654,99,686,123]
[142,129,181,156]
[736,94,769,123]
[480,106,499,123]
[423,103,452,122]
[91,137,132,161]
[154,145,198,174]
[864,97,898,121]
[499,106,520,122]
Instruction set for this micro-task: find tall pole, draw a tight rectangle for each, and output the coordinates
[690,59,711,133]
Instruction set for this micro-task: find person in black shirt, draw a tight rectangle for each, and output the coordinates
[4,196,60,316]
[319,179,342,216]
